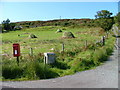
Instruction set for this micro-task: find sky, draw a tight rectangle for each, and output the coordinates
[0,1,118,23]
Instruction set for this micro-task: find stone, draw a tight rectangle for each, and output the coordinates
[56,29,62,33]
[29,34,37,38]
[62,31,75,38]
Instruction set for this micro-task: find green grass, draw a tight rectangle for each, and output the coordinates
[1,26,115,81]
[1,26,102,56]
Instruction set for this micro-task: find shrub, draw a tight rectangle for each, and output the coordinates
[35,63,59,79]
[96,18,114,31]
[23,61,38,80]
[51,60,69,70]
[62,22,70,27]
[61,69,74,76]
[92,49,107,65]
[71,51,95,72]
[2,59,59,80]
[51,68,63,76]
[23,61,59,79]
[2,65,23,79]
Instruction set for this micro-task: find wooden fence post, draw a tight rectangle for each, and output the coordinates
[106,32,109,39]
[102,36,105,46]
[85,40,87,48]
[62,43,64,53]
[30,48,33,56]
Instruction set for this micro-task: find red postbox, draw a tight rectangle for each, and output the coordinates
[13,43,20,57]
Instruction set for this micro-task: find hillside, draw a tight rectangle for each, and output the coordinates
[8,19,92,29]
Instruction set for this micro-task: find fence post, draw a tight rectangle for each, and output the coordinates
[62,43,64,53]
[85,40,87,49]
[102,36,105,46]
[30,48,33,56]
[106,32,109,39]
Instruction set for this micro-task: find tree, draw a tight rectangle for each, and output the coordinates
[97,18,114,31]
[114,12,120,29]
[95,10,113,19]
[2,19,17,32]
[2,19,11,31]
[114,12,120,23]
[95,10,114,31]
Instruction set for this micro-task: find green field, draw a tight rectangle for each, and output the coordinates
[1,26,115,81]
[2,26,103,55]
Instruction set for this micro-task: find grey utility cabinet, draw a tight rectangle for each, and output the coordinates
[44,52,55,64]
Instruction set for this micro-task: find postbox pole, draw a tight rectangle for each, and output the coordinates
[17,56,19,66]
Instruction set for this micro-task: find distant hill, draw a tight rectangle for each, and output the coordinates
[14,19,92,28]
